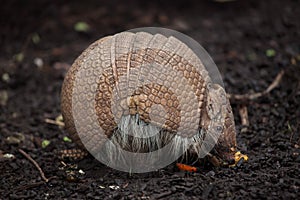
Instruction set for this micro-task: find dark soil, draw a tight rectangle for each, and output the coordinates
[0,0,299,199]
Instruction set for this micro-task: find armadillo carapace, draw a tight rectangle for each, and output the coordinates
[61,31,238,167]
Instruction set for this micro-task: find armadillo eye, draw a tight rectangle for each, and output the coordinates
[216,126,223,132]
[207,83,212,90]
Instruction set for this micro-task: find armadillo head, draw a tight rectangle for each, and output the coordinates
[203,83,237,166]
[213,99,237,166]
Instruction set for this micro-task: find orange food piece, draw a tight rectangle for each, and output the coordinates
[176,163,199,172]
[229,151,248,167]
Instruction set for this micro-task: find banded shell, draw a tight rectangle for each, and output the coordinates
[61,30,237,171]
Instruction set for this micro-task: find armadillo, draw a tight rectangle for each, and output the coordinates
[61,31,238,170]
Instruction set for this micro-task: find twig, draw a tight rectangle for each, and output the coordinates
[15,181,46,191]
[228,70,285,101]
[238,105,249,133]
[239,105,249,127]
[45,118,65,127]
[18,149,50,182]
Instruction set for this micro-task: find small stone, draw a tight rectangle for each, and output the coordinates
[109,185,120,190]
[2,73,10,83]
[206,170,215,177]
[34,57,44,69]
[3,153,15,159]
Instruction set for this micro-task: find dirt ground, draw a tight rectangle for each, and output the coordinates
[0,0,299,199]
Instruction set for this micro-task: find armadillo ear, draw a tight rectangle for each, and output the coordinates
[207,94,221,119]
[206,83,227,119]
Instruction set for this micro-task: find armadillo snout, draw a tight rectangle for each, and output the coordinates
[212,99,238,164]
